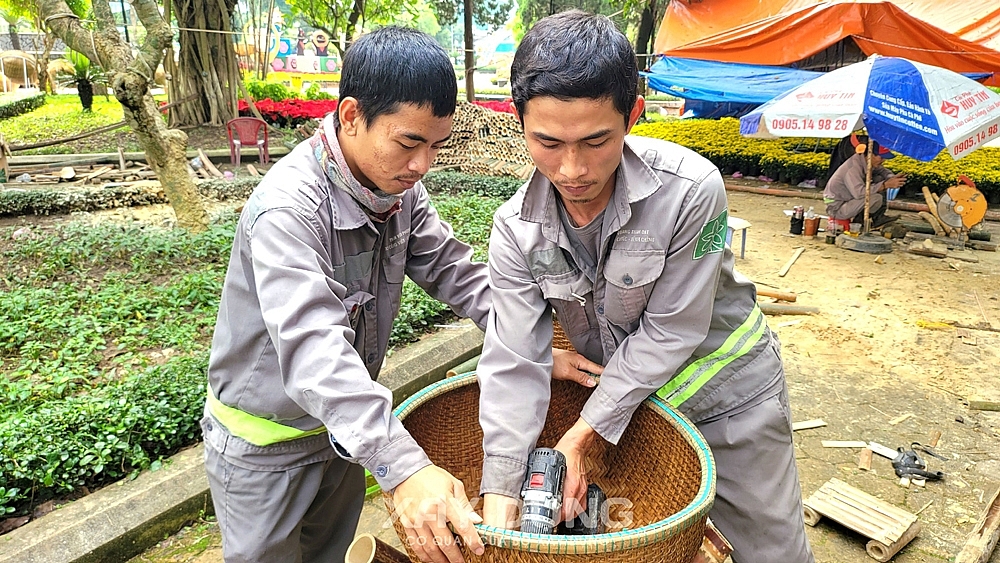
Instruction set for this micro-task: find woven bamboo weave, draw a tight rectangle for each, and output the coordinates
[385,373,715,562]
[551,318,576,353]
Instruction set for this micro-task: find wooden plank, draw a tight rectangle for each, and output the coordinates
[968,240,998,252]
[928,430,942,448]
[197,148,225,178]
[870,442,900,459]
[968,397,1000,412]
[823,488,914,530]
[889,413,915,425]
[807,499,890,542]
[822,440,868,448]
[756,288,798,302]
[246,164,261,177]
[792,419,827,431]
[75,165,114,184]
[760,303,819,315]
[954,486,1000,563]
[812,493,906,545]
[827,479,918,523]
[859,448,873,470]
[907,242,947,259]
[948,251,980,263]
[778,247,805,277]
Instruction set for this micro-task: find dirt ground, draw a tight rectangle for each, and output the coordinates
[62,185,999,563]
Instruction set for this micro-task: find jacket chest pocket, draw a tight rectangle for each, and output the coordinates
[538,272,593,338]
[383,246,407,317]
[603,249,665,331]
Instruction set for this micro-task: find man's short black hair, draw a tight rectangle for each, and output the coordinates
[338,26,457,127]
[511,10,638,123]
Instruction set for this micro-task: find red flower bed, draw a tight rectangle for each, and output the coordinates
[472,100,516,114]
[238,98,338,128]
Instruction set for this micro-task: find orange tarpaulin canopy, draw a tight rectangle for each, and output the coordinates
[655,0,1000,85]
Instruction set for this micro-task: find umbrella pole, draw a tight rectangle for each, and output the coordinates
[863,138,873,234]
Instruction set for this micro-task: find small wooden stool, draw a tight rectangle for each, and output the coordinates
[727,217,751,259]
[804,478,921,561]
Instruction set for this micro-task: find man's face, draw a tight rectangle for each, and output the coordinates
[871,154,884,167]
[339,101,452,195]
[518,96,643,211]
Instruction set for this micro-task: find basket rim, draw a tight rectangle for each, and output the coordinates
[393,372,716,555]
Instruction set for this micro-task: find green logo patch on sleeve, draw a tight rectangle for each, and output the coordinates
[693,209,728,260]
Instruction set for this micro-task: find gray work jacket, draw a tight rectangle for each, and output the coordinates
[823,153,894,213]
[205,139,490,491]
[478,136,783,498]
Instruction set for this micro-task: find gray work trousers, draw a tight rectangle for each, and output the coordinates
[827,192,884,221]
[204,438,366,563]
[697,383,815,563]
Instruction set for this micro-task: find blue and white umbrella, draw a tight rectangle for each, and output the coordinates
[740,55,1000,161]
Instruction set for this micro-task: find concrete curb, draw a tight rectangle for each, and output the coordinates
[0,321,484,563]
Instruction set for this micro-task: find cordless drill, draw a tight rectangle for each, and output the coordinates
[519,448,566,534]
[518,448,606,535]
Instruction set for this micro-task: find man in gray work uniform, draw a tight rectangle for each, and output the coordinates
[477,12,814,562]
[203,28,489,563]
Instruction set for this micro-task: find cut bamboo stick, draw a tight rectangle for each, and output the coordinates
[756,288,798,302]
[198,148,225,178]
[778,247,805,277]
[923,186,954,236]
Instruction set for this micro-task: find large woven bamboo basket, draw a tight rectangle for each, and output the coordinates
[384,371,716,563]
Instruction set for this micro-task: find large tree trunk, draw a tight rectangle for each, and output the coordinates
[77,79,93,110]
[8,27,20,51]
[168,0,240,126]
[463,0,474,102]
[41,0,210,231]
[635,0,656,95]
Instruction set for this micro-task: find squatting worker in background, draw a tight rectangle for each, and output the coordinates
[824,139,905,229]
[475,11,815,563]
[202,25,598,563]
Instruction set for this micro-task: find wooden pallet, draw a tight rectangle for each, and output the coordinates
[804,478,921,561]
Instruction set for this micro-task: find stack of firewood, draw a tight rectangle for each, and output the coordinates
[435,103,533,179]
[7,162,159,186]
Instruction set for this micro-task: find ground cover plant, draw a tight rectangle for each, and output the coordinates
[0,186,506,518]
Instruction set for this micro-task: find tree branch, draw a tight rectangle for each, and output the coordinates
[89,0,118,32]
[37,0,100,62]
[131,0,172,77]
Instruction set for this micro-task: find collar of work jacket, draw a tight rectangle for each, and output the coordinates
[517,138,664,242]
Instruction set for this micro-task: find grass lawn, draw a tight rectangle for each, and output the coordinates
[0,94,125,148]
[0,93,272,156]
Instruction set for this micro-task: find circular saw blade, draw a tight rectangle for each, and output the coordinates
[939,185,988,229]
[937,193,964,229]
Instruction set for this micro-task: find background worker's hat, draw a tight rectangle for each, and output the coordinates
[852,134,895,158]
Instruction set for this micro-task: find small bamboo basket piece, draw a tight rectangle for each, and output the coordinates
[384,370,716,563]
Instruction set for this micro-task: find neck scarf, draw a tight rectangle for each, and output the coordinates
[311,114,402,220]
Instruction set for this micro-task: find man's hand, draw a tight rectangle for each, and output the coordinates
[392,465,485,563]
[482,493,520,529]
[551,348,602,387]
[884,175,906,189]
[553,418,598,522]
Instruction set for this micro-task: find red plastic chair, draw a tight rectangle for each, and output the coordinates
[226,117,269,166]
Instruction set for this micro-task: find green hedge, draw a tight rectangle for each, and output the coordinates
[0,355,207,514]
[0,93,46,120]
[0,177,259,217]
[0,188,505,516]
[423,170,524,200]
[631,118,1000,200]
